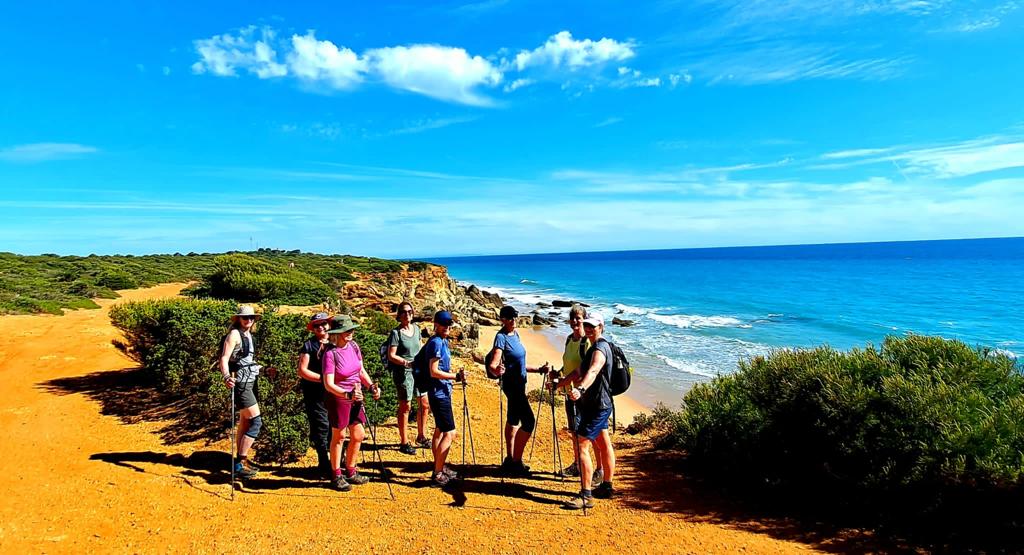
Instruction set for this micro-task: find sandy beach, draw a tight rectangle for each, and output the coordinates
[0,284,816,553]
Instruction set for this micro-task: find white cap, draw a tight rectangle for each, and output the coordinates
[581,312,604,327]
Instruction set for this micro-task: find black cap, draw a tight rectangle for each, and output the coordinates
[499,305,518,320]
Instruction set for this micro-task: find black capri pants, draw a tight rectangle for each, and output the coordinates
[503,384,535,433]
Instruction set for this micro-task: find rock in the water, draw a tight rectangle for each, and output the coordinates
[536,301,552,308]
[612,317,636,327]
[532,313,554,326]
[552,300,573,308]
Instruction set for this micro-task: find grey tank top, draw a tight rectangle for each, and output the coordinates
[230,331,260,382]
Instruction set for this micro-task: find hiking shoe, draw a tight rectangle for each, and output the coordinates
[433,471,452,487]
[509,460,531,477]
[592,468,604,486]
[233,461,257,479]
[442,464,460,479]
[561,462,579,477]
[346,470,369,485]
[563,494,594,510]
[415,437,431,449]
[332,474,352,492]
[399,443,417,455]
[593,481,615,499]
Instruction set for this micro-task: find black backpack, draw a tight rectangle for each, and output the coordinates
[598,338,632,396]
[410,339,433,392]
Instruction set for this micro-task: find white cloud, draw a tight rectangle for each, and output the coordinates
[594,117,624,128]
[365,45,502,106]
[191,26,287,78]
[384,116,478,136]
[514,31,636,71]
[668,72,693,87]
[162,66,171,76]
[0,143,99,163]
[821,147,899,159]
[696,45,909,84]
[896,139,1024,178]
[503,78,533,92]
[287,32,365,89]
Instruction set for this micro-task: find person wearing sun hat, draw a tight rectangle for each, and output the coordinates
[296,311,334,477]
[322,314,381,491]
[219,305,264,479]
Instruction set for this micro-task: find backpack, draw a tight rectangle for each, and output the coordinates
[379,330,394,370]
[410,341,433,392]
[598,338,632,396]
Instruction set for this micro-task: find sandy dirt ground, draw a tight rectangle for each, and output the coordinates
[0,284,820,554]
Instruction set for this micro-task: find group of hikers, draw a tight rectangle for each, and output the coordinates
[218,301,620,510]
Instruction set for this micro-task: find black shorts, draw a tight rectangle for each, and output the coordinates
[503,385,535,433]
[428,394,456,433]
[234,380,259,410]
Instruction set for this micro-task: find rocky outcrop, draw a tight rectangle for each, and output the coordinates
[612,317,637,327]
[341,263,504,326]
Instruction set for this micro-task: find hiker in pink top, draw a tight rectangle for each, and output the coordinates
[322,315,380,492]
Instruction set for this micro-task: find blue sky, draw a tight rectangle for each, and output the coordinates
[1,1,1023,257]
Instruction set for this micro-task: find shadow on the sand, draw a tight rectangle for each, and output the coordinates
[39,367,224,445]
[616,444,1024,554]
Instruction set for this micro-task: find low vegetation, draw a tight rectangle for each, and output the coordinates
[652,334,1024,534]
[0,249,416,315]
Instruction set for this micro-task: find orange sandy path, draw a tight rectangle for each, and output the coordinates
[0,284,814,554]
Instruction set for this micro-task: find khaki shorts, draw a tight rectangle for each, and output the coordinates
[391,367,426,402]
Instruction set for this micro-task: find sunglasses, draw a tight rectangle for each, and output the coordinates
[313,322,330,329]
[240,316,256,321]
[399,309,415,314]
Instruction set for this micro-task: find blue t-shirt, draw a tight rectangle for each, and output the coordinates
[494,330,527,392]
[423,335,452,399]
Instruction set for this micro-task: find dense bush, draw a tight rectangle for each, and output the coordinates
[110,299,399,462]
[190,254,334,305]
[666,334,1024,527]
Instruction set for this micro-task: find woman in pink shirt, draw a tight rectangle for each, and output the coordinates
[323,315,380,492]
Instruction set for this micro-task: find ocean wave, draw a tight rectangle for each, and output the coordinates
[648,312,750,329]
[519,278,538,285]
[993,348,1018,359]
[655,354,719,379]
[614,303,648,315]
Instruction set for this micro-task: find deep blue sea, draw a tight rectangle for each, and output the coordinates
[431,238,1024,407]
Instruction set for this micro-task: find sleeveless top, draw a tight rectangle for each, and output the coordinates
[229,330,260,382]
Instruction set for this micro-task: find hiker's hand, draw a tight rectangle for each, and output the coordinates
[266,366,278,380]
[497,363,506,376]
[223,375,235,389]
[456,370,466,383]
[568,386,582,401]
[352,388,364,402]
[371,384,381,400]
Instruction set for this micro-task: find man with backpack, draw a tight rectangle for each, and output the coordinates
[564,312,618,508]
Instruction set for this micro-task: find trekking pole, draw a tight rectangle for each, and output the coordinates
[566,392,587,516]
[461,379,467,468]
[462,379,476,464]
[229,374,236,501]
[527,372,547,465]
[367,393,395,501]
[551,380,563,480]
[498,375,504,482]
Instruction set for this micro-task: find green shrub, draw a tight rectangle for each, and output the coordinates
[194,253,334,305]
[96,268,139,290]
[667,335,1024,526]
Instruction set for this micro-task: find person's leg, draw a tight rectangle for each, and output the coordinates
[435,430,455,473]
[236,403,260,460]
[416,394,431,443]
[329,427,345,473]
[345,423,366,471]
[578,437,594,491]
[397,399,410,445]
[510,391,534,461]
[302,385,330,471]
[597,429,615,482]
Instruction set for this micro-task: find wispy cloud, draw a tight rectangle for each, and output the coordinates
[0,143,99,163]
[594,117,624,128]
[695,44,910,85]
[813,136,1024,178]
[383,116,478,136]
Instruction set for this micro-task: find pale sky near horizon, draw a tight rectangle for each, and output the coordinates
[1,1,1023,257]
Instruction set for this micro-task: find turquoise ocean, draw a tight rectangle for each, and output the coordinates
[431,238,1024,408]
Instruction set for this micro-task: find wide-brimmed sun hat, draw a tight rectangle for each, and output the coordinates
[327,314,359,334]
[231,305,262,323]
[306,311,331,331]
